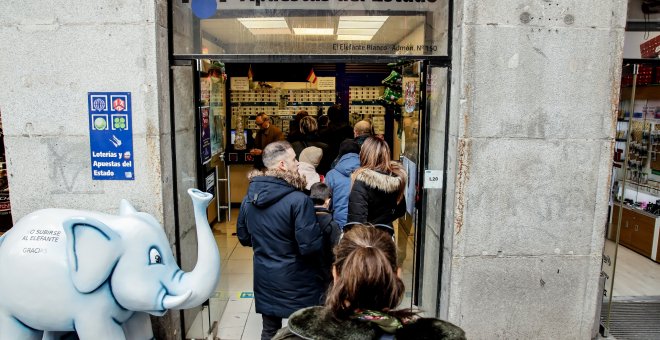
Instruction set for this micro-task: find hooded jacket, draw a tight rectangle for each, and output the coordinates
[298,162,321,190]
[272,306,467,340]
[325,153,360,227]
[347,167,407,227]
[237,169,324,318]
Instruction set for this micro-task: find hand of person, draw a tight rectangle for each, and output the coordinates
[250,148,263,156]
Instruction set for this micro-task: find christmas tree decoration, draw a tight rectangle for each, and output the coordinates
[383,87,402,102]
[381,70,402,86]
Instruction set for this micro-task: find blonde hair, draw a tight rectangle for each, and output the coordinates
[299,116,318,135]
[355,137,407,202]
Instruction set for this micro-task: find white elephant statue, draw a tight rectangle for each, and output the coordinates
[0,188,221,339]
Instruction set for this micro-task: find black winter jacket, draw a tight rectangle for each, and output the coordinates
[347,168,407,227]
[315,207,342,286]
[273,306,467,340]
[237,169,325,318]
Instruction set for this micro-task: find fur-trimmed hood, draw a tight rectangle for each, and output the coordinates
[273,306,466,340]
[353,167,406,194]
[246,169,307,208]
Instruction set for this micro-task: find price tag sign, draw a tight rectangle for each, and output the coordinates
[424,170,443,189]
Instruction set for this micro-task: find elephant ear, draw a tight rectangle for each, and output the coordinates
[62,216,122,293]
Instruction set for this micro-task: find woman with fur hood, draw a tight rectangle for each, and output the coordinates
[272,225,466,340]
[346,137,407,228]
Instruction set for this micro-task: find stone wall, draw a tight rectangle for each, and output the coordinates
[441,0,627,338]
[0,0,183,338]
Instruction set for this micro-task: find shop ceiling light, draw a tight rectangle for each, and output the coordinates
[337,21,386,29]
[292,28,335,35]
[337,34,374,41]
[237,17,290,34]
[337,16,387,39]
[339,16,389,22]
[247,28,293,35]
[336,28,380,36]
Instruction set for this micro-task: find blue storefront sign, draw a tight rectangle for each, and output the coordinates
[87,92,135,180]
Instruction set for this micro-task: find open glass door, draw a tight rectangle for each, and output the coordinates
[391,60,449,313]
[412,63,449,316]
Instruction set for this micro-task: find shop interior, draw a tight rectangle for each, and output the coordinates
[186,59,430,339]
[602,60,660,337]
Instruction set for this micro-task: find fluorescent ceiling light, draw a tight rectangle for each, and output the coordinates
[237,17,288,29]
[248,28,292,35]
[338,21,386,29]
[292,28,335,35]
[337,35,374,41]
[336,28,380,36]
[339,16,389,22]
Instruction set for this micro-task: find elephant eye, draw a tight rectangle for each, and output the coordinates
[149,247,163,265]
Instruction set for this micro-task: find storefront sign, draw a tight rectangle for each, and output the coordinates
[231,77,249,91]
[87,92,135,180]
[173,0,448,56]
[316,77,336,91]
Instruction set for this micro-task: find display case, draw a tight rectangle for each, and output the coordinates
[226,81,336,164]
[348,86,386,134]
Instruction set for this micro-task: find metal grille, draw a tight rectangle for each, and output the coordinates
[601,298,660,339]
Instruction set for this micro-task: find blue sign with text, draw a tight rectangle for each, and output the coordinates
[87,92,135,180]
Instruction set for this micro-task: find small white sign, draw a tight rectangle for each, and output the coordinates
[231,77,249,91]
[316,77,336,91]
[424,170,443,189]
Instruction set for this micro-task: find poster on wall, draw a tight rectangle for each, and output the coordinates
[209,80,224,156]
[316,77,336,91]
[200,77,211,105]
[231,77,249,91]
[87,92,135,180]
[200,107,212,165]
[210,107,223,156]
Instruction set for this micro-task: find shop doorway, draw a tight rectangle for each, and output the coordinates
[170,58,450,339]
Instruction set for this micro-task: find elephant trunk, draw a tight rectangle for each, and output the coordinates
[170,188,221,310]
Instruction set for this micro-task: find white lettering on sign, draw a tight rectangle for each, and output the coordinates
[424,170,443,189]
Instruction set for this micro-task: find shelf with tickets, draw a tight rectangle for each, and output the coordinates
[230,102,278,106]
[350,100,385,106]
[286,102,335,106]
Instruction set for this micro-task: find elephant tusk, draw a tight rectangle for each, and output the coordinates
[162,290,192,309]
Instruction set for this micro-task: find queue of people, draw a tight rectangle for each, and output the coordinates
[237,107,464,339]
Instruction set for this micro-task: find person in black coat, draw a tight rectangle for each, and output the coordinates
[309,182,342,288]
[347,137,407,228]
[291,116,331,175]
[237,141,324,340]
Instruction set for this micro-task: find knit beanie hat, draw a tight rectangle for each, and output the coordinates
[337,139,361,160]
[300,146,323,168]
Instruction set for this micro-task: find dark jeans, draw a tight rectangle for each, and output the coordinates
[261,314,282,340]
